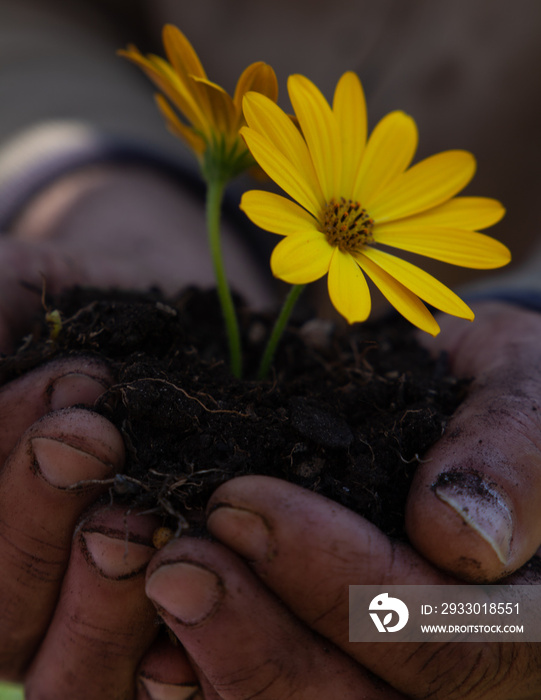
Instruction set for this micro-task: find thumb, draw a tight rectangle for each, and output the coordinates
[406,301,541,581]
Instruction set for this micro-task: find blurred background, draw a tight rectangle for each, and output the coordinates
[0,0,539,310]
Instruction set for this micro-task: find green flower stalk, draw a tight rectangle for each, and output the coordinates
[205,177,242,377]
[120,24,278,377]
[256,283,305,380]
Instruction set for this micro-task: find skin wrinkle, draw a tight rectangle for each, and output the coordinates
[0,515,65,555]
[290,536,361,631]
[64,610,142,656]
[481,392,541,435]
[404,644,447,700]
[495,644,520,690]
[420,648,483,700]
[450,648,490,699]
[524,643,541,693]
[305,527,390,624]
[246,673,293,700]
[388,540,434,583]
[0,521,66,584]
[489,404,541,452]
[492,643,541,698]
[413,646,459,698]
[442,645,510,700]
[385,538,401,583]
[390,632,514,699]
[461,645,522,700]
[212,659,286,700]
[309,593,344,630]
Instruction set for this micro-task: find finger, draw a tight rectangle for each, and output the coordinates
[146,536,407,700]
[25,506,158,700]
[206,476,540,700]
[409,302,541,581]
[0,356,112,464]
[207,475,448,618]
[0,408,124,678]
[136,634,201,700]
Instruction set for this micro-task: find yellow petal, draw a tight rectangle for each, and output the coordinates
[240,190,316,235]
[270,230,333,284]
[191,76,236,137]
[234,62,278,113]
[288,74,342,200]
[242,93,323,209]
[333,72,367,200]
[327,249,371,323]
[373,225,511,269]
[155,94,205,154]
[369,150,476,222]
[355,253,440,335]
[387,196,505,231]
[153,56,207,127]
[356,111,418,206]
[362,247,474,320]
[241,126,323,216]
[121,49,206,132]
[162,24,207,81]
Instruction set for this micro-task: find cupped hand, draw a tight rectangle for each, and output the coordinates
[7,300,541,698]
[155,474,540,700]
[140,303,541,700]
[142,300,541,699]
[0,355,202,698]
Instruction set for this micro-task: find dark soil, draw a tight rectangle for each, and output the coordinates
[0,286,467,539]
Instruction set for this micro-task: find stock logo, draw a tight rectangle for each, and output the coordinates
[369,593,409,632]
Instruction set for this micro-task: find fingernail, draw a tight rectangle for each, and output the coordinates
[146,562,223,626]
[435,472,514,564]
[139,677,200,700]
[81,530,154,579]
[49,372,109,411]
[32,436,114,488]
[207,505,272,561]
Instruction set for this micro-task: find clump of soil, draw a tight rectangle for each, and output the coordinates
[0,286,466,539]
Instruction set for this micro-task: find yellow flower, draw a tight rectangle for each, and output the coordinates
[240,72,510,335]
[120,25,278,181]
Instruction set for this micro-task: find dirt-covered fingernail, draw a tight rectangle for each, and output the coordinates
[207,505,272,562]
[81,529,154,579]
[31,436,114,488]
[146,562,223,626]
[49,371,109,411]
[139,677,200,700]
[435,471,514,564]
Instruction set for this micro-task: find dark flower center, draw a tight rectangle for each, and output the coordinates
[322,197,374,253]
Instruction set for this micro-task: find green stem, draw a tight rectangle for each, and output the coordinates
[206,177,242,378]
[258,284,305,380]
